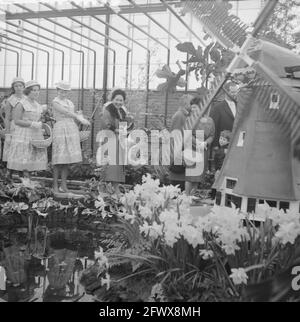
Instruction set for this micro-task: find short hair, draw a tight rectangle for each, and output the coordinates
[190,95,202,106]
[24,85,40,96]
[111,88,126,101]
[220,130,232,141]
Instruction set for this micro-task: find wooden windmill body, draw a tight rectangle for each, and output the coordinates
[179,0,300,213]
[213,41,300,213]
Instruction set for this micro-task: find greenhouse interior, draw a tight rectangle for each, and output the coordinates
[0,0,300,303]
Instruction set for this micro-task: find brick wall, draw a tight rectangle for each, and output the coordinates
[0,87,197,155]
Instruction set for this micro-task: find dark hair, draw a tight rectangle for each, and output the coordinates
[105,103,121,120]
[23,85,40,96]
[190,96,202,106]
[111,89,126,101]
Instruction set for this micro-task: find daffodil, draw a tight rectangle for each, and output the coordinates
[230,268,248,285]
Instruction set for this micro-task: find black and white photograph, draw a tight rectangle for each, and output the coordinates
[0,0,300,305]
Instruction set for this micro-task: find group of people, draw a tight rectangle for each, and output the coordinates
[169,80,238,195]
[0,77,130,196]
[0,78,90,194]
[0,75,238,197]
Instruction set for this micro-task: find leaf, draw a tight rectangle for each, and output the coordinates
[210,47,221,63]
[176,42,197,56]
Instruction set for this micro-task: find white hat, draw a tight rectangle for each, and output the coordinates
[25,80,40,88]
[12,77,25,85]
[55,81,71,91]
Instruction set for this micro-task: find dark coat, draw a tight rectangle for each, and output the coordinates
[214,146,227,170]
[98,104,125,183]
[209,100,235,147]
[169,108,215,183]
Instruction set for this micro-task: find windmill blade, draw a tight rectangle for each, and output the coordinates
[183,0,278,51]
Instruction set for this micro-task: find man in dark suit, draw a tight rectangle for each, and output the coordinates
[209,81,239,148]
[209,81,239,199]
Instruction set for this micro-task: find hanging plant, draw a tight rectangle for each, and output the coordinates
[176,41,234,89]
[155,61,186,93]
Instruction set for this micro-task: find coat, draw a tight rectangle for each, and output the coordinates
[98,104,125,183]
[209,100,235,148]
[169,108,215,183]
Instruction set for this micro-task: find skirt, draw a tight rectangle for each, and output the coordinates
[2,133,11,162]
[52,119,82,165]
[7,125,47,172]
[96,133,125,183]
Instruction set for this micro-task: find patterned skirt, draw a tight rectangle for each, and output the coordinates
[7,125,47,172]
[52,119,82,165]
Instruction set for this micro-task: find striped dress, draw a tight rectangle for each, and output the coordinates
[52,97,82,165]
[2,94,25,162]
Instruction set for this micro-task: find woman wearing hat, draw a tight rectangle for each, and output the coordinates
[7,80,48,177]
[1,77,25,164]
[52,81,90,193]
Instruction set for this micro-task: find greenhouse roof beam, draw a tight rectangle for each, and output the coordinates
[100,1,169,50]
[127,0,181,43]
[40,2,129,50]
[160,0,206,45]
[70,1,148,52]
[5,3,172,20]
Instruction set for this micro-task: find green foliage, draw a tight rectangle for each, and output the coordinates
[259,0,300,50]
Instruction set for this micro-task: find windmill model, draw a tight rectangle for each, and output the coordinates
[174,0,300,213]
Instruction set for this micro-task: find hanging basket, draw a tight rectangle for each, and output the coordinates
[31,123,52,148]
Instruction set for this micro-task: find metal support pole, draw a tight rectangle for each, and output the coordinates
[40,2,118,93]
[6,21,64,86]
[102,13,110,104]
[2,33,50,104]
[2,42,35,79]
[164,49,170,126]
[0,47,19,77]
[145,51,150,128]
[71,3,150,90]
[5,21,84,109]
[125,49,132,89]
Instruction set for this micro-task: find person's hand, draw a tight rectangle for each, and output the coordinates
[196,139,207,151]
[31,121,43,129]
[76,114,90,126]
[81,118,91,126]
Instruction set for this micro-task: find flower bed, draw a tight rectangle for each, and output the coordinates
[1,173,300,302]
[79,175,300,302]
